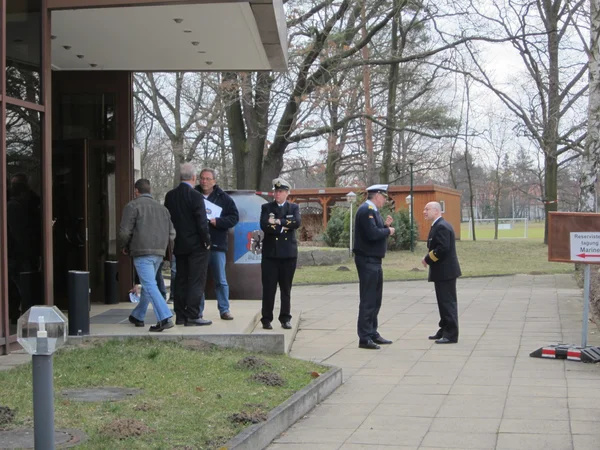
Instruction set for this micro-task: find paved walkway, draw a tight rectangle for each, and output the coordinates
[269,274,600,450]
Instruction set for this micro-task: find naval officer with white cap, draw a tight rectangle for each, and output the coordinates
[353,184,395,349]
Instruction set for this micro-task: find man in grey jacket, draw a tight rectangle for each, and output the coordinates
[119,179,176,332]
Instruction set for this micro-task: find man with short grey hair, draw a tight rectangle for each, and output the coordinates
[195,168,239,320]
[164,163,212,326]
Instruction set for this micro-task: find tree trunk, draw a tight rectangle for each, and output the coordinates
[544,152,558,244]
[361,0,376,185]
[380,0,399,184]
[580,0,600,212]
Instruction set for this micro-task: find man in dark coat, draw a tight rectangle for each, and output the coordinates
[421,201,462,344]
[195,168,239,320]
[260,177,301,330]
[353,184,395,350]
[164,163,212,326]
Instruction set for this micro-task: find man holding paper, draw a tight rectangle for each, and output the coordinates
[195,168,239,320]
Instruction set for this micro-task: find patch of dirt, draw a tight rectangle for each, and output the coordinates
[133,402,153,412]
[237,356,272,370]
[180,339,217,352]
[99,418,154,440]
[229,408,268,424]
[249,372,285,387]
[529,271,544,275]
[336,266,350,271]
[0,406,15,426]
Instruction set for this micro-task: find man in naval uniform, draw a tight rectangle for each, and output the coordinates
[353,184,395,349]
[421,201,461,344]
[260,177,301,330]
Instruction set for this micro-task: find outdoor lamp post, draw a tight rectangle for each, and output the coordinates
[409,160,415,252]
[405,194,413,252]
[17,306,68,450]
[346,191,357,255]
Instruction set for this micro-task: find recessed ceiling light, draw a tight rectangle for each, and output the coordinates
[90,63,97,68]
[184,29,192,33]
[77,55,84,59]
[173,18,183,23]
[205,61,213,65]
[191,41,200,46]
[197,51,206,54]
[63,45,71,50]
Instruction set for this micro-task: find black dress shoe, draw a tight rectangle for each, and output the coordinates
[149,318,174,332]
[262,321,273,330]
[281,321,292,330]
[372,336,392,345]
[435,337,457,344]
[428,331,443,340]
[129,315,144,327]
[184,318,212,326]
[358,340,381,350]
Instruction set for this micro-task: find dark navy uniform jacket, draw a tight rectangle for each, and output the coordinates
[260,201,301,259]
[424,217,462,282]
[353,201,391,259]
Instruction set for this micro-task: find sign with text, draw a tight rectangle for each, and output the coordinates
[570,232,600,262]
[548,212,600,264]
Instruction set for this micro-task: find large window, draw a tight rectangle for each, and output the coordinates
[5,104,44,329]
[6,0,42,103]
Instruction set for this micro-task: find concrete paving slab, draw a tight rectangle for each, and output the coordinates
[496,433,572,450]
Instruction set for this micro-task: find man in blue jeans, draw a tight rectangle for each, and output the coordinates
[195,168,239,320]
[119,179,176,332]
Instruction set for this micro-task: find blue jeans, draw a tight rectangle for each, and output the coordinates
[131,255,173,322]
[169,255,176,300]
[201,251,230,315]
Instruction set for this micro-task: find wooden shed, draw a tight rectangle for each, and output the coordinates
[287,184,462,241]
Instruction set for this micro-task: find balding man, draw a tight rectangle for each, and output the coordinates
[164,163,212,327]
[421,202,461,344]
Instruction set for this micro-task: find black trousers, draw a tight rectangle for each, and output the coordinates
[261,257,296,323]
[174,249,210,320]
[355,254,383,341]
[434,278,459,341]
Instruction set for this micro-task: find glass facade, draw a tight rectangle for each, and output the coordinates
[5,105,43,332]
[6,0,42,104]
[2,0,47,351]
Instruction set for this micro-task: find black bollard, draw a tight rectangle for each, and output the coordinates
[68,271,90,336]
[104,261,118,305]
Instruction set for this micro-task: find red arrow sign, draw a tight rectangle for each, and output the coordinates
[576,253,600,258]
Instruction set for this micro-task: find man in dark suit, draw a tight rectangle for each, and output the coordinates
[353,184,395,350]
[164,163,212,326]
[260,177,301,330]
[421,201,462,344]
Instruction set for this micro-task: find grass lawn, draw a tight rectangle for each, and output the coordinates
[460,220,545,240]
[294,239,572,285]
[0,339,327,449]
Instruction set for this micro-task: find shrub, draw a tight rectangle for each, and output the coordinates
[323,202,418,251]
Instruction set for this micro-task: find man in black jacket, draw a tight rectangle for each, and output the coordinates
[421,201,462,344]
[353,184,395,350]
[260,178,301,330]
[195,168,239,320]
[164,163,212,326]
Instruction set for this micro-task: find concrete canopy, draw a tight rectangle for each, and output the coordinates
[49,0,287,71]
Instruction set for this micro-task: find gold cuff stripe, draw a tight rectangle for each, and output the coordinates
[428,250,439,262]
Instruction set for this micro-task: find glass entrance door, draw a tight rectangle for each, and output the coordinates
[52,140,116,307]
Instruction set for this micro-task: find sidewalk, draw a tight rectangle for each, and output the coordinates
[269,274,600,450]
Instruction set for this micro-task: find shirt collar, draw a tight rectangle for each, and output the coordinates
[181,181,194,188]
[277,201,287,207]
[139,193,153,199]
[366,199,378,211]
[432,216,442,226]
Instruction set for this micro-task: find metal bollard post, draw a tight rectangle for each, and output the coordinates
[68,270,90,336]
[32,334,55,450]
[104,261,119,305]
